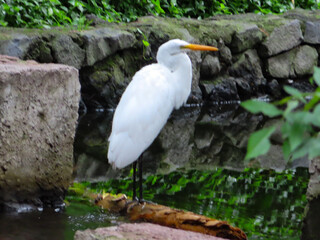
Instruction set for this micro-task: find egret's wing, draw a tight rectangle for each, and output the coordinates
[108,64,174,169]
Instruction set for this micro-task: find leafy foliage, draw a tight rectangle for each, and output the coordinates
[0,0,320,28]
[68,168,309,239]
[245,126,277,160]
[241,66,320,161]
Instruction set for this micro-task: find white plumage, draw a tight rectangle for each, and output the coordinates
[108,39,218,169]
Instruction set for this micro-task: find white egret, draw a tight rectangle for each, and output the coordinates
[108,39,218,201]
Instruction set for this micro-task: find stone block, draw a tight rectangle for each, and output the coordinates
[200,55,221,78]
[81,27,136,66]
[0,55,80,205]
[0,34,39,59]
[294,45,318,76]
[231,24,264,53]
[51,35,85,69]
[267,45,318,78]
[260,20,303,57]
[267,49,296,78]
[229,49,264,79]
[304,21,320,44]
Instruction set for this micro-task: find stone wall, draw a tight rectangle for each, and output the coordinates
[0,9,319,110]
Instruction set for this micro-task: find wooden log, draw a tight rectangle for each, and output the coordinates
[94,193,247,240]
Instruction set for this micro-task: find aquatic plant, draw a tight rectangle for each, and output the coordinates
[242,66,320,162]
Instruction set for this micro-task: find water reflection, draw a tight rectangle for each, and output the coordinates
[89,168,309,240]
[302,197,320,240]
[0,202,114,240]
[0,208,67,240]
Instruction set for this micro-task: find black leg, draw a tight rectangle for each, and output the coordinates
[138,156,143,202]
[132,161,137,201]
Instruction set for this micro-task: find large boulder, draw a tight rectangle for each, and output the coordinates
[0,55,80,206]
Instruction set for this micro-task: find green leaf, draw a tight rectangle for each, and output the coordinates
[285,111,314,126]
[304,92,320,111]
[283,85,306,103]
[241,100,283,117]
[291,140,310,161]
[142,40,150,47]
[245,126,276,160]
[313,66,320,86]
[308,137,320,159]
[282,139,291,161]
[276,96,292,105]
[288,122,306,152]
[283,100,298,117]
[48,7,53,16]
[310,104,320,128]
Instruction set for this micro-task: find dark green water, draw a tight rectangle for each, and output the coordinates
[0,167,309,240]
[90,167,309,240]
[0,201,117,240]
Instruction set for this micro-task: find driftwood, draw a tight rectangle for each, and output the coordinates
[94,193,247,240]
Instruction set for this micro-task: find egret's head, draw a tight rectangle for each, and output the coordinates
[156,39,218,72]
[158,39,219,57]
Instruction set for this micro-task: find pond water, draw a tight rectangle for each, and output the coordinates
[0,168,311,240]
[0,105,318,240]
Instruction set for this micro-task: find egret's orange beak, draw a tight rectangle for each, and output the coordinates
[183,44,218,51]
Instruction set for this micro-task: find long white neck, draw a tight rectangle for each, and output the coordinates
[157,52,192,109]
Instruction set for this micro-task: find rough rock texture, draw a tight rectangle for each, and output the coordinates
[0,34,39,59]
[229,49,264,79]
[51,35,85,69]
[304,21,320,44]
[267,45,318,78]
[0,55,80,205]
[74,223,225,240]
[294,45,318,76]
[201,55,221,78]
[80,28,136,66]
[307,157,320,200]
[259,19,303,57]
[230,24,264,53]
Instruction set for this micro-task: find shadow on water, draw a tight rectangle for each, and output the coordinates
[0,105,317,240]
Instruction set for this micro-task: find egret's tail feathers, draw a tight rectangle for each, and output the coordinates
[107,133,142,169]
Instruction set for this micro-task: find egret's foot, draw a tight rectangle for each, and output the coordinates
[126,199,145,211]
[126,196,139,207]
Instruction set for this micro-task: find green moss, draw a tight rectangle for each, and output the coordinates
[254,16,290,34]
